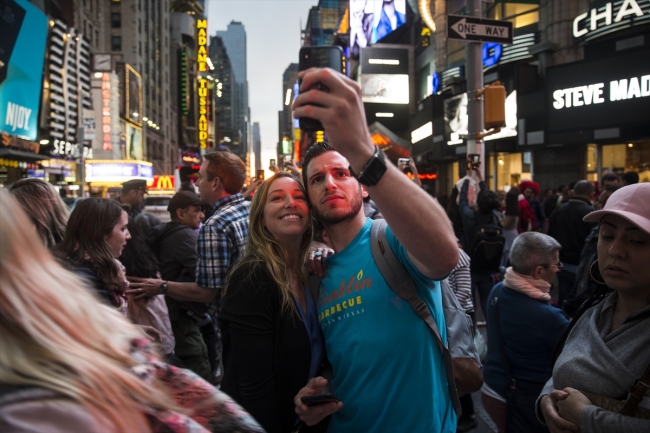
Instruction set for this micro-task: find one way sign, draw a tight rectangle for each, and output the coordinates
[447,15,513,44]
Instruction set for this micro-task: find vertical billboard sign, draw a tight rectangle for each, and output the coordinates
[0,0,48,141]
[350,0,406,56]
[125,64,142,126]
[197,18,208,149]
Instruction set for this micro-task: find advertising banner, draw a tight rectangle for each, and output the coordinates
[86,160,153,183]
[0,0,48,141]
[547,50,650,133]
[350,0,406,56]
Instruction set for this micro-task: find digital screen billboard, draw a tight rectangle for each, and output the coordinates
[360,74,409,104]
[350,0,406,56]
[0,0,48,141]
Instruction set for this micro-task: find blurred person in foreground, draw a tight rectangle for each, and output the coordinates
[9,178,69,248]
[292,66,459,432]
[538,183,650,433]
[220,173,328,433]
[482,232,569,432]
[0,190,265,433]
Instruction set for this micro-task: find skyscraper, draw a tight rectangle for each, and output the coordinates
[216,21,249,160]
[252,122,261,172]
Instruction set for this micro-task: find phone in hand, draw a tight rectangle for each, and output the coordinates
[298,46,344,132]
[300,393,339,407]
[398,158,410,167]
[283,154,292,164]
[270,159,276,167]
[257,170,265,181]
[467,154,480,171]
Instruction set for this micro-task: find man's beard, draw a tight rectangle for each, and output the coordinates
[312,189,364,226]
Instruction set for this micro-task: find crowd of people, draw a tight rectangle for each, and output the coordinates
[1,67,648,433]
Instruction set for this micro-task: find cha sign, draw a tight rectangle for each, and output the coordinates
[0,0,48,141]
[573,0,650,41]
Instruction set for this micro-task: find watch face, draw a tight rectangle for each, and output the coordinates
[93,54,112,71]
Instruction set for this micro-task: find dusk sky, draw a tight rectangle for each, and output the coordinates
[207,0,319,169]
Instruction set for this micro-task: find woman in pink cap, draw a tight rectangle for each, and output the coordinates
[538,183,650,432]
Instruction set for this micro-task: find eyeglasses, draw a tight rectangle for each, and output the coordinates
[542,262,563,270]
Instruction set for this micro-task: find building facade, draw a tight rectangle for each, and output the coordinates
[217,21,249,163]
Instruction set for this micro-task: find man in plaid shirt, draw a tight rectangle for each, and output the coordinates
[126,151,250,382]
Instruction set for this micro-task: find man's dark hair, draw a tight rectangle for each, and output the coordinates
[505,187,520,216]
[477,189,501,214]
[573,180,595,197]
[568,181,578,191]
[301,141,336,200]
[601,173,620,185]
[622,171,639,185]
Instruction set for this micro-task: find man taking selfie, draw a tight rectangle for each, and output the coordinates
[292,67,459,432]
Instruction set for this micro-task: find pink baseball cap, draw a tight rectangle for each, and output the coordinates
[583,183,650,235]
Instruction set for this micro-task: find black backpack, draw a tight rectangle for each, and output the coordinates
[468,211,505,273]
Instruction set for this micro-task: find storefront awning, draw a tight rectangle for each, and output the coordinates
[0,149,49,162]
[368,122,410,161]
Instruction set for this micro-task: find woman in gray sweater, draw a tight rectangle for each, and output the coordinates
[537,183,650,433]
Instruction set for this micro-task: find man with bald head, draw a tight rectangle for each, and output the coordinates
[548,180,596,309]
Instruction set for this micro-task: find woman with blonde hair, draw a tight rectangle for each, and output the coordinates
[0,189,264,432]
[9,178,69,248]
[220,172,329,433]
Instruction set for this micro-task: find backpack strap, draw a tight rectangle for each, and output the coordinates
[369,219,461,414]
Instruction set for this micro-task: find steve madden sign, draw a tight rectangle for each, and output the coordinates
[573,0,650,41]
[553,75,650,109]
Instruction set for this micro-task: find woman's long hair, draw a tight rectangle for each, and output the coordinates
[9,178,69,248]
[0,190,177,432]
[55,198,129,289]
[226,173,313,316]
[505,187,520,216]
[120,216,159,279]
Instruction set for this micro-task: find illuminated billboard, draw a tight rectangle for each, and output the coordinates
[360,74,409,104]
[125,64,142,126]
[350,0,406,56]
[0,0,48,141]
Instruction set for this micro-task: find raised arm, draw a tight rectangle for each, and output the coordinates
[293,68,458,279]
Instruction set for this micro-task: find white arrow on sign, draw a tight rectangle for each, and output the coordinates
[451,18,510,40]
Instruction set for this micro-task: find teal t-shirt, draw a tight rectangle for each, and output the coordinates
[318,218,456,433]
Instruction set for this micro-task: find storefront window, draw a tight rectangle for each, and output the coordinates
[586,143,598,182]
[487,3,539,29]
[494,152,531,191]
[602,142,650,182]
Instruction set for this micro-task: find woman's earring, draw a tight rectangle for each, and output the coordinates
[589,260,607,285]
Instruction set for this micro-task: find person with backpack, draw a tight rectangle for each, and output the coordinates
[127,191,212,381]
[459,168,505,319]
[482,232,569,432]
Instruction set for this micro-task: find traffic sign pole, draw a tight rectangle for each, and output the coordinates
[466,0,485,180]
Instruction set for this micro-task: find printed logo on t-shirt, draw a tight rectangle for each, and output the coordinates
[318,269,372,327]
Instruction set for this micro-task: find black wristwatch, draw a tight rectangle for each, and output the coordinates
[158,281,168,295]
[350,146,387,187]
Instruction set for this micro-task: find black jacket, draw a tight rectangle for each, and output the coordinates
[147,222,198,282]
[220,263,315,433]
[548,197,596,265]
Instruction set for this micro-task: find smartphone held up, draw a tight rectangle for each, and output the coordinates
[297,46,344,132]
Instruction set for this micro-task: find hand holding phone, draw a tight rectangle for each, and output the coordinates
[298,46,344,132]
[300,393,339,407]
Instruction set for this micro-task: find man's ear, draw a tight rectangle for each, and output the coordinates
[361,185,369,199]
[175,207,185,221]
